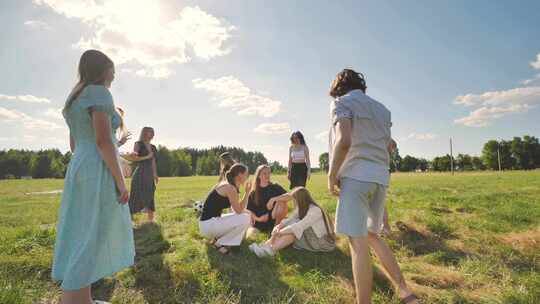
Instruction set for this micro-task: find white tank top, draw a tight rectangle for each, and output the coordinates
[291,146,306,162]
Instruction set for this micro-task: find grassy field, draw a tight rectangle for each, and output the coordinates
[1,171,540,304]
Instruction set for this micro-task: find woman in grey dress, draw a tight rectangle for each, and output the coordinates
[128,127,158,222]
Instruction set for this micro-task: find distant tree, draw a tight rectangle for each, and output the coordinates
[173,149,192,176]
[269,161,286,174]
[156,146,174,176]
[390,148,402,172]
[471,156,485,170]
[400,155,419,172]
[431,154,453,171]
[196,152,219,176]
[456,154,473,171]
[319,152,329,172]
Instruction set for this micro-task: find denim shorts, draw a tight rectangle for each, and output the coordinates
[335,177,387,237]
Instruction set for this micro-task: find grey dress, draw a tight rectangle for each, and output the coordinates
[128,141,157,214]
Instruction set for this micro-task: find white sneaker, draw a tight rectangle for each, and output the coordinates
[249,243,274,258]
[94,301,111,304]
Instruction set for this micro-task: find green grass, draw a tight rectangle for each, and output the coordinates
[1,171,540,303]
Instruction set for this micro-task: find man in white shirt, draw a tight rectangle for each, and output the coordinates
[328,69,418,304]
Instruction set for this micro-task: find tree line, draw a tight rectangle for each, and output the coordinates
[0,145,285,179]
[318,135,540,172]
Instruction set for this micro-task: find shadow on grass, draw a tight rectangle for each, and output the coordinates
[207,243,294,304]
[392,221,466,265]
[130,222,201,304]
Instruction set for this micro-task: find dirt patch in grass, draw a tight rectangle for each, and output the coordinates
[499,227,540,254]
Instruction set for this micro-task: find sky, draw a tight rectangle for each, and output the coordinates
[1,0,540,166]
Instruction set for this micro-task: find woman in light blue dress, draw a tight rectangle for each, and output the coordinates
[52,50,135,304]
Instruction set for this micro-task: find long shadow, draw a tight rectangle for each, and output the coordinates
[207,241,295,304]
[131,222,201,304]
[391,221,467,265]
[279,239,395,298]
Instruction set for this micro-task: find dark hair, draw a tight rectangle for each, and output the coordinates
[219,152,236,181]
[64,50,114,113]
[139,126,154,142]
[225,163,248,190]
[253,164,271,206]
[290,131,306,145]
[329,69,367,98]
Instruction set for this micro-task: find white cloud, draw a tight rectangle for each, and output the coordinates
[315,130,329,142]
[531,53,540,70]
[43,108,64,120]
[24,20,52,30]
[0,94,51,104]
[403,133,439,141]
[0,107,63,130]
[253,123,291,135]
[454,86,540,127]
[193,76,282,117]
[454,104,532,127]
[35,0,234,79]
[520,73,540,85]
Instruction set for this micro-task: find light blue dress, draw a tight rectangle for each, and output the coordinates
[52,85,135,291]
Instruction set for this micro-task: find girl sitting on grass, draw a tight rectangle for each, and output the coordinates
[249,187,336,257]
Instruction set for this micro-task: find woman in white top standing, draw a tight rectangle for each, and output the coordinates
[249,187,335,257]
[288,131,311,189]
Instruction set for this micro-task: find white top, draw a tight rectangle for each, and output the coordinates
[290,145,306,162]
[329,89,391,186]
[280,204,330,239]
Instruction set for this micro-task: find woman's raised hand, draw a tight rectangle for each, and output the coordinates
[245,180,252,194]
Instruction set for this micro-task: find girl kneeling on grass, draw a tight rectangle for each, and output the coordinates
[199,163,252,255]
[249,187,336,257]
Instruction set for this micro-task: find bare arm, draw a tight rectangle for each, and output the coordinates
[328,118,352,195]
[266,192,294,210]
[69,133,75,152]
[152,147,158,184]
[287,146,292,180]
[305,145,311,177]
[225,184,250,214]
[126,142,153,162]
[92,111,128,203]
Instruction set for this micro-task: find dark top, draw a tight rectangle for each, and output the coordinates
[247,183,287,232]
[128,141,158,214]
[200,188,231,221]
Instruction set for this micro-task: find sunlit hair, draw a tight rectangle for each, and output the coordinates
[218,152,236,181]
[290,187,335,238]
[329,68,367,98]
[290,131,306,145]
[253,164,271,206]
[138,126,154,142]
[225,163,248,191]
[64,50,114,114]
[116,107,128,139]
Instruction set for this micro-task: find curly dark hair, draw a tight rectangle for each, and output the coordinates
[290,131,306,145]
[329,69,367,98]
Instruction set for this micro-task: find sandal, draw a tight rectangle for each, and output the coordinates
[400,294,419,304]
[213,243,230,255]
[208,238,217,245]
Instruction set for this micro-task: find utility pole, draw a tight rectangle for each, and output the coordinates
[450,137,454,175]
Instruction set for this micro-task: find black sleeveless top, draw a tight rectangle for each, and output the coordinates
[200,188,231,221]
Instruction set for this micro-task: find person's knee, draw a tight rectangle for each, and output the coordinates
[239,213,251,227]
[367,231,381,243]
[348,235,369,253]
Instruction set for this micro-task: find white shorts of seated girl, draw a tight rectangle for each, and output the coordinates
[199,212,251,246]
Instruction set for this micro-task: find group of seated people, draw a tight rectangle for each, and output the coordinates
[198,152,336,256]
